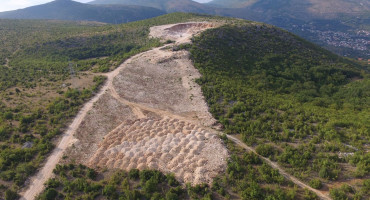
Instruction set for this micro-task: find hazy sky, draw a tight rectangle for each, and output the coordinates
[0,0,213,12]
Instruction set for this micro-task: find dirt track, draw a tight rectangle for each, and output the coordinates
[226,135,331,200]
[20,22,331,200]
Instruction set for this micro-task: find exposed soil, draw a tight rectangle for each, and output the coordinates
[150,22,216,44]
[64,93,136,163]
[89,117,227,184]
[113,48,216,127]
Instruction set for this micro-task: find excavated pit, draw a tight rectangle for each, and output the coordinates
[150,22,216,43]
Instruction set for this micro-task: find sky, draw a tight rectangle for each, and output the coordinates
[0,0,213,12]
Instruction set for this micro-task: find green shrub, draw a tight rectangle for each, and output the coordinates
[329,188,348,200]
[102,185,117,199]
[309,179,323,189]
[303,189,318,200]
[4,189,19,200]
[256,144,277,158]
[39,188,58,200]
[166,173,179,187]
[128,169,139,179]
[166,191,178,200]
[144,178,158,193]
[362,179,370,195]
[87,168,97,180]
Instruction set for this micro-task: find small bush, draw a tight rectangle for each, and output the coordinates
[309,179,323,189]
[128,169,139,179]
[4,189,19,200]
[39,188,58,200]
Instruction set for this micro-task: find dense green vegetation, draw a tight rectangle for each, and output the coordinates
[36,135,310,200]
[190,23,369,198]
[0,13,222,90]
[0,13,220,198]
[0,77,106,198]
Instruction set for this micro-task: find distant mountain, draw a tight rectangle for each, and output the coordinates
[207,0,257,8]
[207,0,370,59]
[208,0,370,20]
[86,0,369,58]
[89,0,215,13]
[0,0,165,24]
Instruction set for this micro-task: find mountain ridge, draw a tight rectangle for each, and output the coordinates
[208,0,370,19]
[89,0,216,13]
[0,0,166,24]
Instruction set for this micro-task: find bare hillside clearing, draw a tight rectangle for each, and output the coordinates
[65,21,228,186]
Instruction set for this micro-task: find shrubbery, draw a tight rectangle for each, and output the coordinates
[190,23,369,188]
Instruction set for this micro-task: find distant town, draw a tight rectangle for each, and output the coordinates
[290,24,370,60]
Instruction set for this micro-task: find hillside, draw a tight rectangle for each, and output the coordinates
[0,13,208,199]
[0,13,368,200]
[89,0,215,13]
[29,17,314,200]
[190,22,369,199]
[0,0,165,24]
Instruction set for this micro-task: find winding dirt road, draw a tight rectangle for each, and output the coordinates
[20,22,331,200]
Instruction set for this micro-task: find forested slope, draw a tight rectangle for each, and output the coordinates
[190,23,369,199]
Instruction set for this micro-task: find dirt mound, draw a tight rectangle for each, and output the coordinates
[88,117,228,185]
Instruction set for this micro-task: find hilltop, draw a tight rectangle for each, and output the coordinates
[0,0,165,24]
